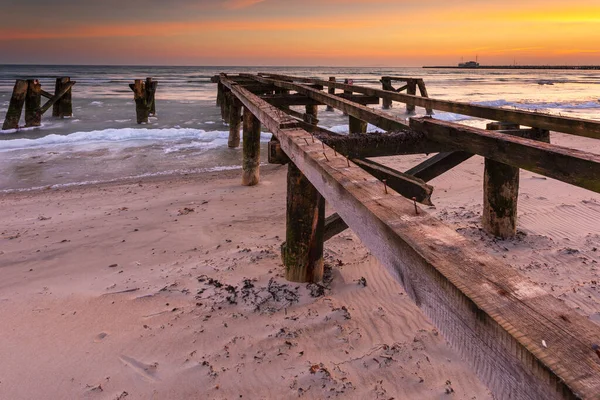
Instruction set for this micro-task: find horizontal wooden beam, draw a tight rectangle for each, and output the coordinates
[313,130,447,158]
[221,75,600,399]
[261,93,379,106]
[258,73,600,139]
[411,117,600,193]
[405,151,474,182]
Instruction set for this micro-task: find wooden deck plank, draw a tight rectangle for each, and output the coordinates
[221,76,600,399]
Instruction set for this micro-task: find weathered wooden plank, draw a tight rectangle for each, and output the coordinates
[261,93,379,106]
[242,107,261,185]
[405,152,474,182]
[352,158,433,205]
[40,80,76,116]
[257,73,600,139]
[410,118,600,194]
[25,80,42,127]
[2,80,28,130]
[313,130,448,158]
[224,79,600,399]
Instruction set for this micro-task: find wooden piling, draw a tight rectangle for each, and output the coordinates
[326,77,335,111]
[242,108,261,186]
[216,81,224,107]
[381,77,393,109]
[2,79,28,130]
[406,79,417,114]
[343,79,352,116]
[305,104,318,125]
[482,122,520,238]
[52,77,73,118]
[416,79,433,115]
[282,162,325,283]
[349,116,367,134]
[131,79,149,124]
[145,77,158,116]
[25,80,42,127]
[228,98,242,148]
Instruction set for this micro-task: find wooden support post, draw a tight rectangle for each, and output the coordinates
[348,115,367,134]
[221,90,232,121]
[242,108,261,186]
[216,81,224,107]
[416,79,433,115]
[406,79,417,114]
[2,79,28,130]
[130,79,149,124]
[268,136,289,165]
[483,122,520,238]
[342,78,352,116]
[381,77,393,109]
[145,77,157,116]
[52,77,73,118]
[304,104,318,125]
[326,77,335,111]
[282,162,325,283]
[25,80,41,127]
[228,99,242,148]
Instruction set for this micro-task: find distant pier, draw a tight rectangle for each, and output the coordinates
[423,65,600,70]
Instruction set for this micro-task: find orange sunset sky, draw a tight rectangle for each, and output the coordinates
[1,0,599,66]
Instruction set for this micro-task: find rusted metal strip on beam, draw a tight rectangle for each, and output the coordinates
[220,74,600,399]
[258,73,600,140]
[411,117,600,194]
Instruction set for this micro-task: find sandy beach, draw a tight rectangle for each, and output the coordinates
[0,132,598,398]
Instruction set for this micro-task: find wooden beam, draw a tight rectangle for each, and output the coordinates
[405,152,474,182]
[257,73,600,139]
[326,76,335,111]
[39,81,76,116]
[242,107,261,185]
[282,162,325,283]
[221,77,600,399]
[261,93,379,106]
[228,97,242,148]
[2,80,28,130]
[352,158,433,205]
[52,77,73,118]
[313,130,448,159]
[410,118,600,194]
[25,80,41,127]
[482,122,521,238]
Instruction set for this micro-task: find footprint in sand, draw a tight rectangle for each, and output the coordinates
[94,332,109,343]
[119,355,160,382]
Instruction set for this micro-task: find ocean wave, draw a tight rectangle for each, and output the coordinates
[474,99,600,110]
[0,128,233,151]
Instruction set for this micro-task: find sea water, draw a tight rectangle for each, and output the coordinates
[1,65,599,191]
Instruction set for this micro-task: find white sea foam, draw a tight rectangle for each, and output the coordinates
[90,101,104,106]
[0,128,230,152]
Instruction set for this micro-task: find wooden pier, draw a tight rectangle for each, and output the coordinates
[214,72,600,399]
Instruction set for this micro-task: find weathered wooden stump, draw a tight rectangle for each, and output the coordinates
[268,136,289,164]
[282,162,325,283]
[131,79,149,124]
[242,108,261,186]
[482,121,520,238]
[52,77,73,118]
[305,104,318,125]
[2,79,28,130]
[216,81,224,107]
[406,79,417,114]
[381,77,393,109]
[343,79,352,116]
[349,116,367,134]
[326,77,335,111]
[228,98,242,148]
[25,80,42,127]
[145,77,158,116]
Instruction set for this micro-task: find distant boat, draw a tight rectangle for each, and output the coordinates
[458,61,480,68]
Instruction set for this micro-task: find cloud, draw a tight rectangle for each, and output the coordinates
[225,0,266,9]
